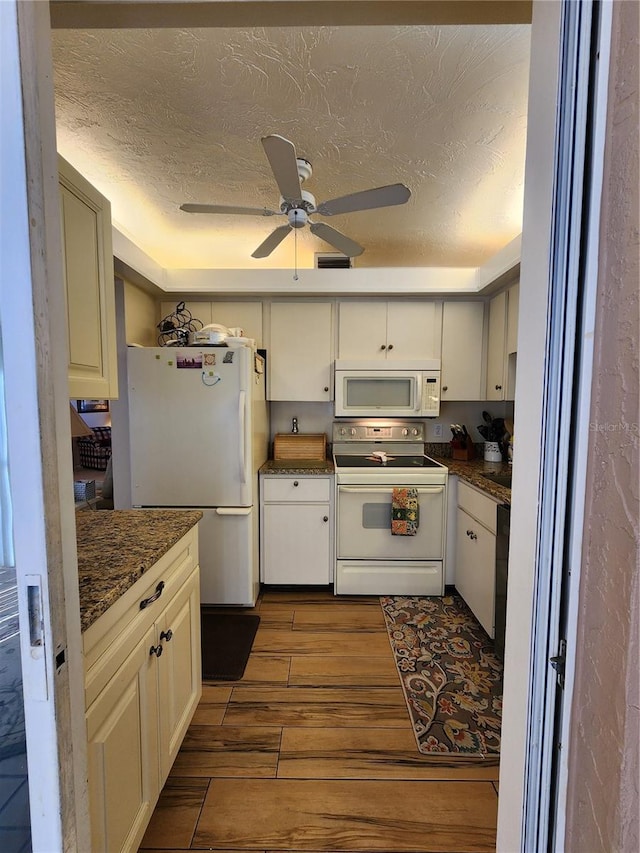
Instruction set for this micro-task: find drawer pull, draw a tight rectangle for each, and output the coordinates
[149,644,163,658]
[160,629,173,643]
[293,481,299,487]
[139,581,165,610]
[466,529,478,541]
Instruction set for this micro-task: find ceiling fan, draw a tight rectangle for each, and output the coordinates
[180,134,411,259]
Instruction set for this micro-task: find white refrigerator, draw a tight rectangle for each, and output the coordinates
[127,345,268,606]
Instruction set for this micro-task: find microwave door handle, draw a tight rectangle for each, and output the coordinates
[415,374,423,412]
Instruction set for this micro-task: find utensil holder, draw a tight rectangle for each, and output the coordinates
[483,441,502,462]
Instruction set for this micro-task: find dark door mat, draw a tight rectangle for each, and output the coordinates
[200,609,260,681]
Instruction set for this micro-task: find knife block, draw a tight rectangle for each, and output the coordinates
[451,443,475,461]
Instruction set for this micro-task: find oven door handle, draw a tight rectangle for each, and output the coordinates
[338,486,445,495]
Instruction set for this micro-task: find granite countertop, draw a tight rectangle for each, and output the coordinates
[432,456,513,505]
[260,459,335,475]
[76,509,202,632]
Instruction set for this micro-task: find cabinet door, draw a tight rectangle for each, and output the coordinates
[156,566,202,779]
[441,302,485,400]
[268,302,333,400]
[455,507,496,637]
[385,301,440,360]
[262,503,331,584]
[86,625,159,853]
[338,301,388,359]
[506,283,519,355]
[210,301,263,346]
[486,291,507,400]
[59,156,117,399]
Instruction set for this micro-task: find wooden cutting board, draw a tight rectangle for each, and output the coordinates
[273,433,327,461]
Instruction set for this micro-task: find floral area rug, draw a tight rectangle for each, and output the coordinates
[380,595,502,762]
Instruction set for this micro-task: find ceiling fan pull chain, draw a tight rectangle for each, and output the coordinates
[293,210,299,281]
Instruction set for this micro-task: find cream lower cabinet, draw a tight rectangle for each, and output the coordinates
[455,482,498,637]
[84,529,201,853]
[260,475,333,584]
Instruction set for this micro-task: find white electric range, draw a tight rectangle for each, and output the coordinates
[332,421,448,596]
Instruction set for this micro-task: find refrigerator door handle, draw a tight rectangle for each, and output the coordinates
[215,507,252,516]
[239,390,248,484]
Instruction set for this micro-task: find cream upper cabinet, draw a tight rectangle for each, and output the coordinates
[485,291,508,400]
[338,301,440,360]
[441,302,485,401]
[506,282,519,355]
[209,301,263,346]
[268,302,333,401]
[59,155,117,399]
[159,301,263,346]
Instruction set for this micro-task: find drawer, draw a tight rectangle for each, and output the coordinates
[262,476,332,503]
[457,480,499,534]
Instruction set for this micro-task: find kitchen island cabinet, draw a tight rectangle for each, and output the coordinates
[78,511,202,853]
[338,300,441,360]
[267,302,333,401]
[260,471,334,585]
[59,155,118,400]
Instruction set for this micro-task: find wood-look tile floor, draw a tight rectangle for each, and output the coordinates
[139,589,499,853]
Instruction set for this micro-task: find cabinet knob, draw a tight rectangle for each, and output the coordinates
[149,644,163,658]
[160,629,173,643]
[380,344,386,350]
[323,516,329,523]
[387,343,394,351]
[466,529,478,541]
[324,386,329,392]
[442,385,448,392]
[495,384,502,390]
[293,481,299,487]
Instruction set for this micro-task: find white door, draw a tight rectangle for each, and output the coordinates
[337,485,445,560]
[128,347,250,507]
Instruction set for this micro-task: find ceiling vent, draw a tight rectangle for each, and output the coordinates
[315,252,353,269]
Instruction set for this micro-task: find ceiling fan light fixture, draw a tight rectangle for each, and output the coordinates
[288,208,307,228]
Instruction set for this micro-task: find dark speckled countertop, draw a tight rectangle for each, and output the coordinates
[259,455,510,501]
[260,459,334,475]
[432,457,513,505]
[76,509,202,632]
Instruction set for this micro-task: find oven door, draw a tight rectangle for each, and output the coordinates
[337,484,445,560]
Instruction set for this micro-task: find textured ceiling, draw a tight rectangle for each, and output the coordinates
[52,25,531,269]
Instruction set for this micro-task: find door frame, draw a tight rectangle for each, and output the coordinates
[9,2,614,850]
[3,1,90,848]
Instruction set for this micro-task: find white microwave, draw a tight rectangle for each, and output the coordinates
[334,360,441,417]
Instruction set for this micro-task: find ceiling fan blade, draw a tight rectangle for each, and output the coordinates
[261,135,303,202]
[251,224,292,259]
[309,222,364,257]
[316,183,411,217]
[180,203,280,216]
